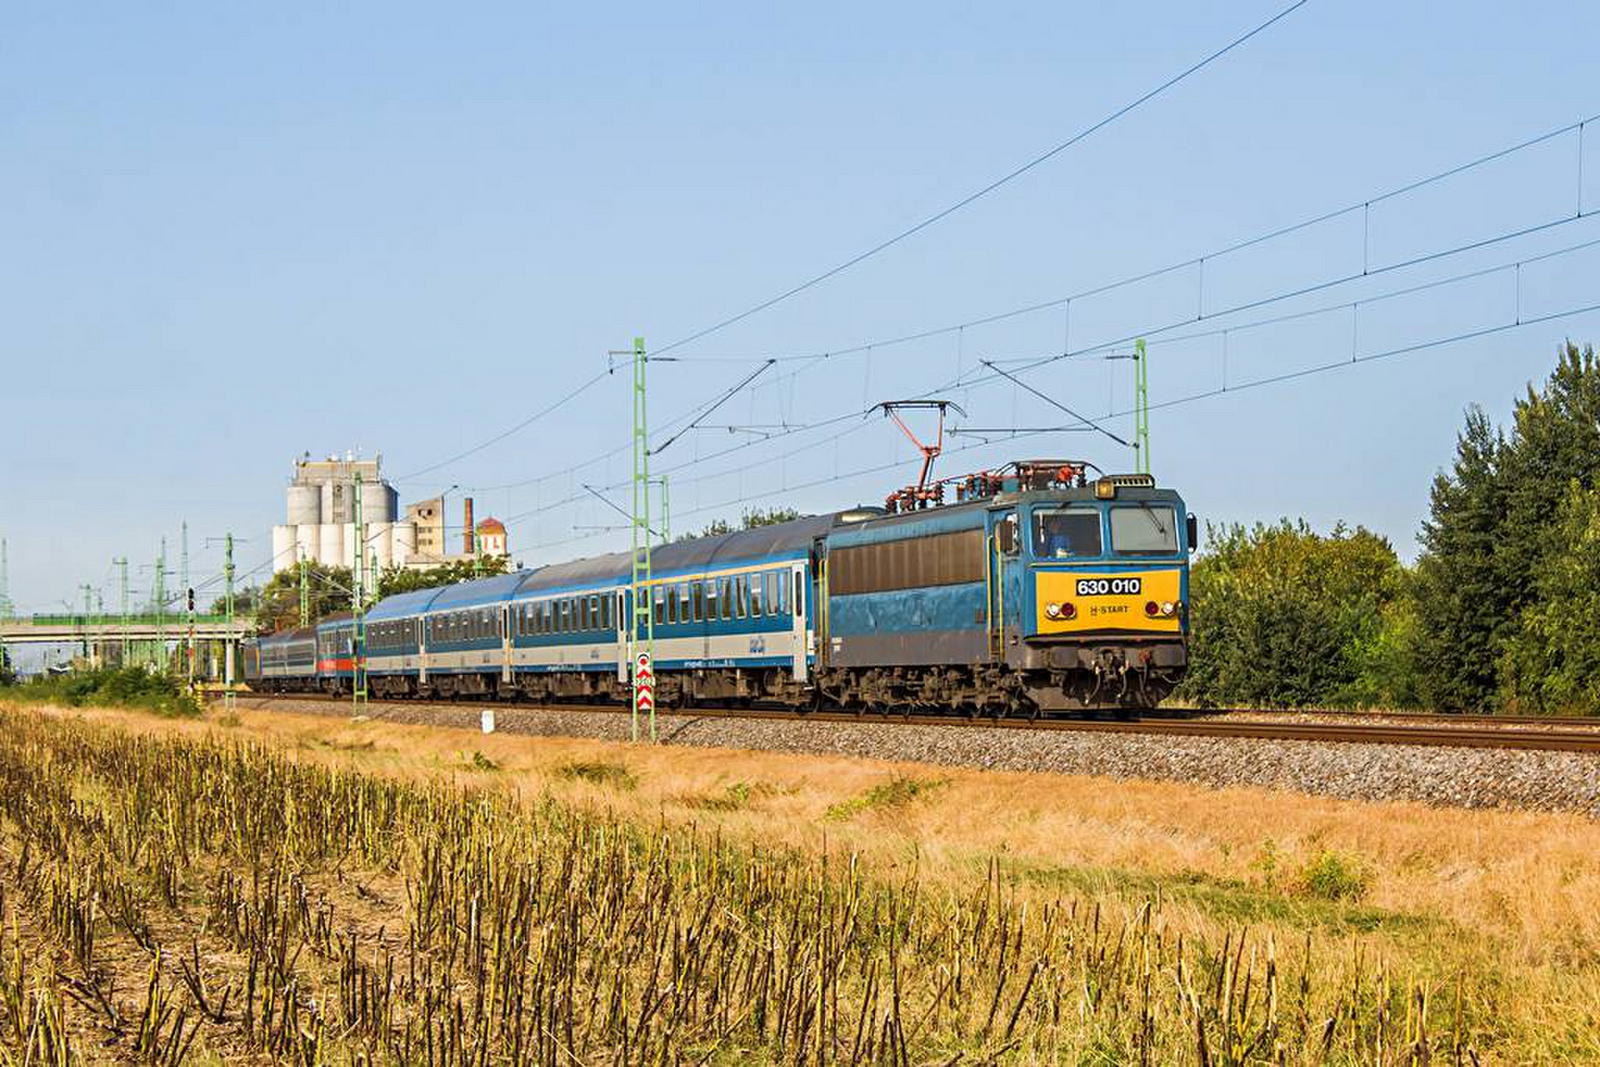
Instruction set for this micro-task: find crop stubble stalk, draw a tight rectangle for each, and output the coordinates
[0,707,1495,1064]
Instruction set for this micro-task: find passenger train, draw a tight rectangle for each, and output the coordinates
[243,462,1196,714]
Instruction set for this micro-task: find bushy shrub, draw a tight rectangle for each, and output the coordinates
[0,668,201,718]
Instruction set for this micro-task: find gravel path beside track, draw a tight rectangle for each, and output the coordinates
[236,696,1600,815]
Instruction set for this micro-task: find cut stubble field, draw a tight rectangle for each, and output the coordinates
[0,697,1597,1063]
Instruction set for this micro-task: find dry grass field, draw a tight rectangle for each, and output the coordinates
[0,697,1596,1063]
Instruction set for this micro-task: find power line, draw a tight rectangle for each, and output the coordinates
[394,368,613,482]
[651,0,1313,357]
[667,109,1597,367]
[540,296,1600,548]
[443,109,1597,509]
[517,233,1600,550]
[964,224,1600,387]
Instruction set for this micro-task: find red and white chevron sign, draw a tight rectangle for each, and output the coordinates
[633,652,654,714]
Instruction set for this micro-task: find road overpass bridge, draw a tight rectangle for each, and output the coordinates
[0,614,253,644]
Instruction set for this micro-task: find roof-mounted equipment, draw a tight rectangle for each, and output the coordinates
[1094,473,1157,499]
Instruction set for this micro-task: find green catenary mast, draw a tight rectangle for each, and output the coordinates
[223,534,236,713]
[352,472,367,710]
[155,539,167,673]
[298,551,309,628]
[1133,338,1151,476]
[0,538,12,618]
[630,336,655,742]
[113,558,128,665]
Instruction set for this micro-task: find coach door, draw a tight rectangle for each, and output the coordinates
[502,605,513,684]
[614,590,629,683]
[791,562,809,681]
[418,617,429,684]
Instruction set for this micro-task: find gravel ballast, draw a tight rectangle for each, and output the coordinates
[236,697,1600,816]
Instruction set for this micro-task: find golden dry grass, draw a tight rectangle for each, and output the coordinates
[7,695,1600,1058]
[18,698,1600,959]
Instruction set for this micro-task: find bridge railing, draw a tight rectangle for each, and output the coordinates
[10,614,244,628]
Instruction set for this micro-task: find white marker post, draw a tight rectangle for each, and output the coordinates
[634,651,654,737]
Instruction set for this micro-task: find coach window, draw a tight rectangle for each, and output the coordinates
[690,582,704,622]
[1032,509,1103,559]
[719,578,733,620]
[732,576,745,619]
[793,571,804,615]
[664,585,678,625]
[750,573,763,616]
[653,587,665,626]
[704,580,717,621]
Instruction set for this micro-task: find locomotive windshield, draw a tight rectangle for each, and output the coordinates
[1109,505,1179,555]
[1033,509,1102,559]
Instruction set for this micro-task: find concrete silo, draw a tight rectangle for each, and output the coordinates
[391,522,417,567]
[319,524,345,568]
[294,525,319,568]
[271,526,296,573]
[286,484,321,527]
[369,522,394,568]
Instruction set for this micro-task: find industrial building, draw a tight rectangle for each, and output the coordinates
[270,453,417,574]
[269,455,511,575]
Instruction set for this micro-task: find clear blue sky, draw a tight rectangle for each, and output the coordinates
[3,0,1598,615]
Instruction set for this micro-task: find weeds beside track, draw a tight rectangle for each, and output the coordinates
[0,706,1501,1063]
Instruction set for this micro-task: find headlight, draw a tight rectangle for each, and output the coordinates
[1161,601,1176,617]
[1045,602,1061,619]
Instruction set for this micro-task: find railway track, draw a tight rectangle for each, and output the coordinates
[227,691,1600,754]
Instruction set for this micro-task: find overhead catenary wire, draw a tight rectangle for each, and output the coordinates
[664,109,1599,367]
[543,213,1600,518]
[454,109,1600,525]
[517,230,1600,546]
[521,293,1600,555]
[650,0,1313,357]
[394,368,613,482]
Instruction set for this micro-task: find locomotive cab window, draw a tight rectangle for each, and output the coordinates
[1033,509,1102,559]
[1109,506,1179,556]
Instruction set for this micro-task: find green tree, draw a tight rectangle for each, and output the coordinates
[1412,342,1600,711]
[1410,407,1507,711]
[207,585,258,618]
[1177,520,1413,708]
[1498,482,1600,713]
[682,507,802,541]
[376,556,510,597]
[254,563,355,633]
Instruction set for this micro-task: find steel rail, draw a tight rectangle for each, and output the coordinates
[230,692,1600,754]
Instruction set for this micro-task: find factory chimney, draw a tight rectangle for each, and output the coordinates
[463,497,475,555]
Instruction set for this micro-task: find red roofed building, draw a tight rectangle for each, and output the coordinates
[475,517,508,558]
